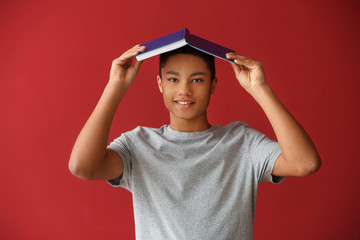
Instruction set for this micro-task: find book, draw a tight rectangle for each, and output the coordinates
[135,28,235,63]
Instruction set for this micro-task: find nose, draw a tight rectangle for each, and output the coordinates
[178,81,192,96]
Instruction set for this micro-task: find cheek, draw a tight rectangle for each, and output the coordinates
[162,94,174,112]
[162,90,173,106]
[161,85,175,98]
[197,86,212,98]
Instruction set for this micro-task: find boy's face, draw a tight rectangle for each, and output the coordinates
[157,54,217,126]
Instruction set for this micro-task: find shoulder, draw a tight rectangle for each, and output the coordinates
[126,125,167,136]
[109,125,167,151]
[215,121,271,146]
[223,121,249,129]
[119,125,168,143]
[220,121,252,135]
[209,121,252,144]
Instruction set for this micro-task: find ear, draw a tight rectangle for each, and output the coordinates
[211,77,218,94]
[157,75,163,93]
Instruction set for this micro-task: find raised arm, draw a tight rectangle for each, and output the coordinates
[226,53,321,177]
[68,45,146,180]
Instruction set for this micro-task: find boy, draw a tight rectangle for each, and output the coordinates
[69,44,321,239]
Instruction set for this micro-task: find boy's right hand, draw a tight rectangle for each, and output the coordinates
[109,45,146,91]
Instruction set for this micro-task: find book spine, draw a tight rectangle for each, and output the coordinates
[184,28,190,43]
[188,33,235,63]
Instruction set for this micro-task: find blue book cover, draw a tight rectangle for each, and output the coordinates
[136,28,235,63]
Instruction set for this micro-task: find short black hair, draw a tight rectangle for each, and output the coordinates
[159,45,216,80]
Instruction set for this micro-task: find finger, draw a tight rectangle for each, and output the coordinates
[229,61,243,76]
[227,53,244,71]
[131,44,146,52]
[226,53,258,70]
[120,50,139,60]
[114,46,146,66]
[123,46,146,58]
[133,59,144,72]
[117,45,146,58]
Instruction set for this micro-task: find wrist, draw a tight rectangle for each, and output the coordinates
[252,84,285,117]
[101,81,127,106]
[106,79,129,95]
[249,83,273,102]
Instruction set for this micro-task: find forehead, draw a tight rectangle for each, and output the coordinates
[162,54,210,74]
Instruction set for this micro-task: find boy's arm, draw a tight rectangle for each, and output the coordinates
[68,45,146,180]
[226,53,321,177]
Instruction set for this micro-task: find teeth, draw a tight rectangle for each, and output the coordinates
[177,101,192,105]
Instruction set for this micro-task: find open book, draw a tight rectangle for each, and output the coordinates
[136,28,235,63]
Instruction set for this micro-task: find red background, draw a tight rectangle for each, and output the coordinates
[1,0,359,239]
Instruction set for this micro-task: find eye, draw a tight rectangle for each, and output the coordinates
[192,78,203,83]
[168,78,178,83]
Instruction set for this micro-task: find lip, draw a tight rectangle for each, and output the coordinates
[173,100,195,109]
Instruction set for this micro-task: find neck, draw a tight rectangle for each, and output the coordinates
[169,114,211,132]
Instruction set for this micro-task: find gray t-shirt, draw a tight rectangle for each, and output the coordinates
[107,121,283,240]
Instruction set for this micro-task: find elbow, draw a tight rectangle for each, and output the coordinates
[68,157,85,179]
[68,159,82,179]
[68,154,95,180]
[297,155,322,177]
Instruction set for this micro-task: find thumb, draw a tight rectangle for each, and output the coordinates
[230,62,242,76]
[133,59,144,73]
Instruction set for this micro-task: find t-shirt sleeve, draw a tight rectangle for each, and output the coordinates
[246,127,285,184]
[106,133,132,191]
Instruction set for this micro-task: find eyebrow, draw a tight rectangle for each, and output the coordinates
[165,71,207,77]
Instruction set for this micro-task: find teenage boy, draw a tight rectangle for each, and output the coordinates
[69,44,321,239]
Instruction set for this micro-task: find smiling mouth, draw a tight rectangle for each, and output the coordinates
[175,101,194,105]
[174,100,195,108]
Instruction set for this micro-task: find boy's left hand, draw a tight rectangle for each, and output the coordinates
[226,53,269,96]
